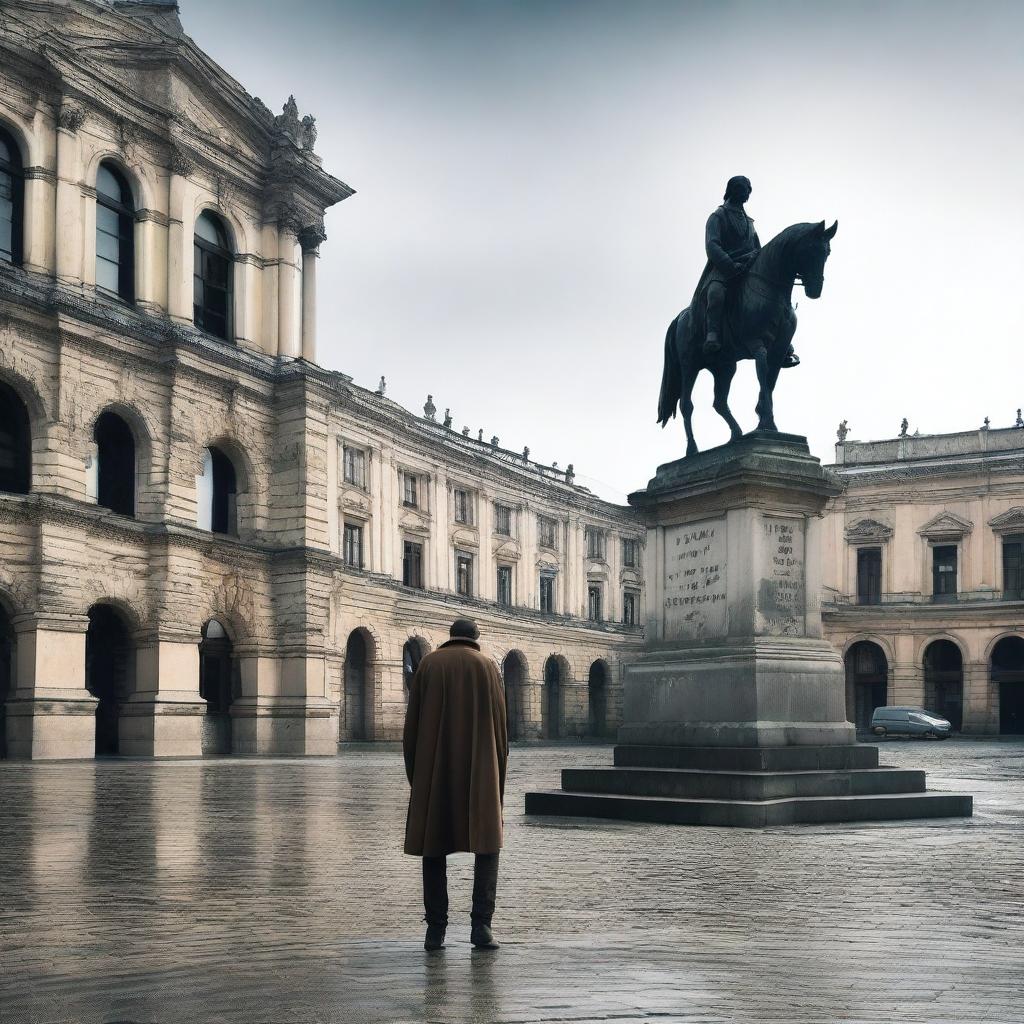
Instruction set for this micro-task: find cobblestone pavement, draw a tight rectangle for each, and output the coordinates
[1,739,1022,1024]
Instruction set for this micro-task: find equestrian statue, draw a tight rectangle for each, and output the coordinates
[658,175,837,456]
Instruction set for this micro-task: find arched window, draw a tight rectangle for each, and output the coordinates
[0,379,31,495]
[93,411,135,517]
[95,163,135,301]
[0,126,24,266]
[193,211,233,340]
[196,446,238,536]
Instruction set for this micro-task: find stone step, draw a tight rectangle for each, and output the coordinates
[524,789,974,828]
[613,743,880,772]
[561,766,926,801]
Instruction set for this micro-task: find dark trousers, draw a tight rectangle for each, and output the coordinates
[422,853,499,927]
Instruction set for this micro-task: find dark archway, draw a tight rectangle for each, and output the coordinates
[85,604,134,756]
[94,410,136,517]
[923,640,964,731]
[502,650,527,741]
[199,619,234,755]
[845,641,888,733]
[588,660,609,737]
[0,378,31,495]
[0,601,14,759]
[992,636,1024,735]
[543,656,563,740]
[344,629,373,741]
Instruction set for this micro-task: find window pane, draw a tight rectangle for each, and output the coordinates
[96,256,120,293]
[97,204,120,234]
[97,164,125,203]
[96,227,120,262]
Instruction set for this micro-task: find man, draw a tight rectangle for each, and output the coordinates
[403,618,509,952]
[702,175,799,367]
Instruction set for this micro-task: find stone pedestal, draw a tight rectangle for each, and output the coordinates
[526,434,972,826]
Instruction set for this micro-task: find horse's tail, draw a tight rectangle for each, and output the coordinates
[657,310,686,427]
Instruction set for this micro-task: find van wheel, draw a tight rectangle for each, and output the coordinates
[872,726,886,736]
[925,731,938,740]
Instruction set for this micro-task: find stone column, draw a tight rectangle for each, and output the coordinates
[120,633,205,758]
[166,147,196,322]
[22,105,55,274]
[962,660,995,735]
[298,223,325,363]
[54,104,85,287]
[277,225,301,359]
[4,613,94,760]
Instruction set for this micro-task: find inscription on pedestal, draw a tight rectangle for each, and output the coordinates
[663,518,727,641]
[757,516,805,636]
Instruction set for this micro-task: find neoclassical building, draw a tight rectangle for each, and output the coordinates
[822,424,1024,735]
[0,0,645,760]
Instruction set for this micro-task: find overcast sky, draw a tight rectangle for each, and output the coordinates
[183,0,1024,503]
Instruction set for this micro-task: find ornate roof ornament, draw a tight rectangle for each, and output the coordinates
[423,395,436,421]
[844,518,894,544]
[917,511,973,540]
[837,419,849,442]
[988,507,1024,534]
[274,95,318,154]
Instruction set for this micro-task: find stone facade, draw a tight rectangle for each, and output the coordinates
[822,425,1024,735]
[0,0,644,760]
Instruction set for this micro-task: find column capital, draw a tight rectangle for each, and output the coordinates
[298,220,327,253]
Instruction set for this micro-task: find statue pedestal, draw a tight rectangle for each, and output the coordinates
[526,433,971,826]
[621,431,854,747]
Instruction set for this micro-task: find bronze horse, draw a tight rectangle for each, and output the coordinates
[658,219,837,456]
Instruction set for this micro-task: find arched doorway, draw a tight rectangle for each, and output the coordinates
[502,651,527,741]
[199,619,234,755]
[85,604,134,756]
[344,629,372,741]
[845,641,888,733]
[403,637,428,700]
[923,640,963,731]
[0,601,14,759]
[543,656,563,739]
[992,636,1024,735]
[588,660,608,737]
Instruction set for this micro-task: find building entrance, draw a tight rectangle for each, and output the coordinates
[992,636,1024,735]
[845,641,888,733]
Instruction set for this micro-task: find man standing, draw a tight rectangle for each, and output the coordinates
[403,618,509,952]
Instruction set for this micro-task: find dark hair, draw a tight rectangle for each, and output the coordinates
[450,617,480,640]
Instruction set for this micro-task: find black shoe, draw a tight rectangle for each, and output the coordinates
[424,923,446,951]
[470,924,499,950]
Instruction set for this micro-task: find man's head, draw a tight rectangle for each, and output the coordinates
[450,618,480,641]
[723,175,752,203]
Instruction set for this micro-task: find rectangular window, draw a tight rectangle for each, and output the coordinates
[623,589,639,625]
[403,540,423,589]
[343,446,366,488]
[1004,535,1024,600]
[622,538,639,568]
[343,522,364,568]
[932,545,958,602]
[494,503,512,537]
[402,472,418,508]
[538,516,557,550]
[856,547,882,605]
[585,528,606,560]
[497,565,512,606]
[587,584,603,622]
[456,552,473,597]
[454,488,471,525]
[539,573,555,614]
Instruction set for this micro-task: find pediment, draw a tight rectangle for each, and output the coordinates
[917,511,973,539]
[341,491,370,513]
[989,507,1024,534]
[450,527,479,550]
[844,518,894,544]
[494,539,522,562]
[535,554,560,572]
[399,509,430,535]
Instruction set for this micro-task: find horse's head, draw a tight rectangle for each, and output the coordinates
[793,220,837,299]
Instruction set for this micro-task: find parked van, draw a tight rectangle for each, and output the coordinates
[870,706,952,739]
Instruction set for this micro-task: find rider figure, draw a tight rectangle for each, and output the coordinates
[703,176,799,368]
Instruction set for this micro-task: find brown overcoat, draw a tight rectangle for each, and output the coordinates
[403,638,509,857]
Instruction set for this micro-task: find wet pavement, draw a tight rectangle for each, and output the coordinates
[1,739,1023,1024]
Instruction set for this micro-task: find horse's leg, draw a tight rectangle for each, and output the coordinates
[753,345,778,431]
[712,362,743,442]
[681,362,701,456]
